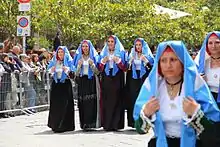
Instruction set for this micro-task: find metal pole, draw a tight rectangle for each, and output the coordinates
[22,36,26,54]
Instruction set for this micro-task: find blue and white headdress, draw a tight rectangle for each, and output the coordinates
[194,31,220,102]
[73,40,99,79]
[129,38,154,79]
[100,35,125,76]
[47,46,75,83]
[195,31,220,74]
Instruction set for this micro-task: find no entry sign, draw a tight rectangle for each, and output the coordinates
[18,17,29,27]
[17,16,31,36]
[17,0,30,3]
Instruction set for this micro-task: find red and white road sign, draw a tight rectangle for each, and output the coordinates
[17,0,30,3]
[17,16,31,36]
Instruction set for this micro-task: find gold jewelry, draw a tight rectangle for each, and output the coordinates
[166,78,183,99]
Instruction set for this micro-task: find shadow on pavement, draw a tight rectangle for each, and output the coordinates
[34,129,111,135]
[112,128,139,135]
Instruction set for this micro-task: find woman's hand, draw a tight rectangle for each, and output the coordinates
[88,59,94,65]
[183,97,199,117]
[143,96,160,117]
[113,56,120,63]
[78,59,83,67]
[102,56,109,64]
[51,66,55,73]
[62,66,68,72]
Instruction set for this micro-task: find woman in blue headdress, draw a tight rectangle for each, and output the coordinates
[125,38,154,128]
[47,46,75,133]
[73,40,101,131]
[99,35,126,131]
[194,31,220,147]
[195,31,220,106]
[133,41,220,147]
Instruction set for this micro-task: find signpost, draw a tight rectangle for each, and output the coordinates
[17,16,30,36]
[17,0,31,54]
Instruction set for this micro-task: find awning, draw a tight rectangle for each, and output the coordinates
[154,4,192,19]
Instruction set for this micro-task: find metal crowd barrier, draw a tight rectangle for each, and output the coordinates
[0,70,51,116]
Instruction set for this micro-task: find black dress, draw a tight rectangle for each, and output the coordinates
[76,75,101,130]
[48,79,75,132]
[125,67,150,127]
[101,69,125,131]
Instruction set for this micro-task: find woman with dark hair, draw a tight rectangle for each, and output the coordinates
[73,40,101,131]
[99,35,126,131]
[0,53,14,118]
[134,41,220,147]
[125,38,154,128]
[195,31,220,106]
[195,31,220,147]
[47,46,75,133]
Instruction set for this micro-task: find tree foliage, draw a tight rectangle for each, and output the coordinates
[0,0,219,51]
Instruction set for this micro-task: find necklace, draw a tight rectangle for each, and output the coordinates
[166,78,183,99]
[211,56,220,60]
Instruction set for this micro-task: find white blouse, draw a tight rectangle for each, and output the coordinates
[134,59,141,70]
[205,59,220,93]
[55,61,63,79]
[82,58,89,75]
[108,54,114,68]
[158,80,185,138]
[141,79,200,138]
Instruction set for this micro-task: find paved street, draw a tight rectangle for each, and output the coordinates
[0,110,146,147]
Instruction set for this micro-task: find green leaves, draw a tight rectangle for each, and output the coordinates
[0,0,219,50]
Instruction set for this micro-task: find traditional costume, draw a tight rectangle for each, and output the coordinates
[47,46,75,133]
[195,31,220,103]
[73,40,101,130]
[125,38,154,127]
[133,41,220,147]
[99,35,126,131]
[194,31,220,147]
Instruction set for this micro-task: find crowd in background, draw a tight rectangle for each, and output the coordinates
[0,40,53,118]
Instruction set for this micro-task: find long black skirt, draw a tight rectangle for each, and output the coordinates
[211,92,220,108]
[200,91,220,147]
[125,70,148,127]
[76,75,101,130]
[48,79,75,132]
[101,70,125,131]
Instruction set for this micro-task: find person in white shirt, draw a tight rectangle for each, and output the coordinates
[195,31,220,105]
[133,41,220,147]
[47,46,76,133]
[194,31,220,147]
[99,35,126,131]
[125,38,154,128]
[73,40,101,131]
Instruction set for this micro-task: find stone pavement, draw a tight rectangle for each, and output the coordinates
[0,110,147,147]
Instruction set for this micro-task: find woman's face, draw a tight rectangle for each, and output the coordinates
[34,55,39,62]
[47,53,52,61]
[57,49,64,60]
[207,35,220,55]
[159,51,183,79]
[3,56,9,62]
[107,37,115,51]
[82,42,89,55]
[135,41,142,53]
